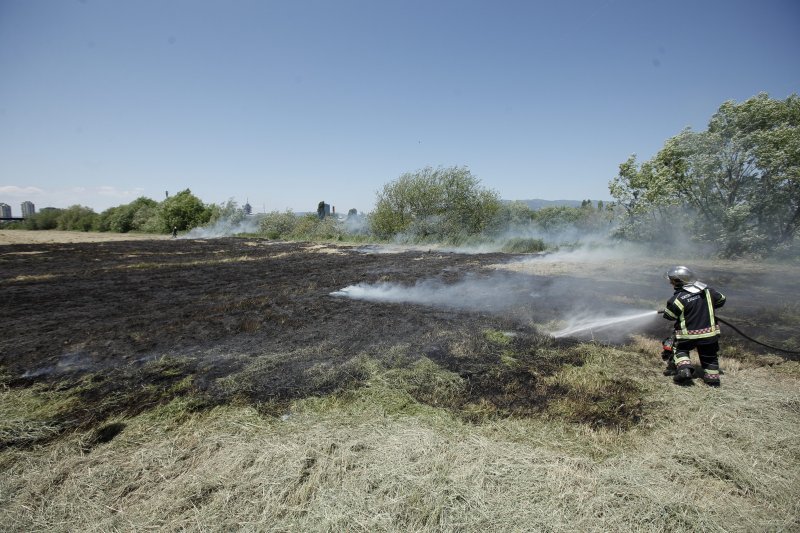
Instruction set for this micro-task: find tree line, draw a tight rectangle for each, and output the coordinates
[6,94,796,257]
[8,189,216,234]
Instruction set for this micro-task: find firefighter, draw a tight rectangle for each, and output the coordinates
[661,266,726,386]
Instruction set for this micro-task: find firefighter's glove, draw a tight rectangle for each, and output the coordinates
[661,337,674,361]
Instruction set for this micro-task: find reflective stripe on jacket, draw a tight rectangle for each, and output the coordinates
[663,282,726,341]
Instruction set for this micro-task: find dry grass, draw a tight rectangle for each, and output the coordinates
[0,230,171,245]
[3,274,60,283]
[1,340,798,532]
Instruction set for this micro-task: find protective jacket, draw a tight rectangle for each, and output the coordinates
[662,282,726,342]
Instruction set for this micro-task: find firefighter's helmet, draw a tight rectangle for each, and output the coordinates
[665,266,695,286]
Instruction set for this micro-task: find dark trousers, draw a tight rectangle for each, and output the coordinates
[675,339,720,372]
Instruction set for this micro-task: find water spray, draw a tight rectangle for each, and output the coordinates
[549,310,659,338]
[332,281,800,355]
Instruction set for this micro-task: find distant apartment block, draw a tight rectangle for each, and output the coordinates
[21,201,35,218]
[0,203,11,218]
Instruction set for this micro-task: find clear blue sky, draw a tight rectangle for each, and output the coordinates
[1,0,798,215]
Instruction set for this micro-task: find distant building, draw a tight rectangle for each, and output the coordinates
[243,201,252,215]
[21,201,35,218]
[317,201,330,219]
[0,203,11,218]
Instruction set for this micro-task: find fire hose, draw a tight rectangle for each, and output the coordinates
[715,316,800,355]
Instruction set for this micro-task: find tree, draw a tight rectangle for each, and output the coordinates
[259,210,299,239]
[492,201,534,230]
[609,93,800,254]
[98,197,158,233]
[207,199,247,225]
[57,205,98,232]
[22,207,62,230]
[530,205,614,234]
[370,166,501,241]
[608,153,685,242]
[159,189,213,232]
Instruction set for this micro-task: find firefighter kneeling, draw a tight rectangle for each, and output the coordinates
[661,266,726,387]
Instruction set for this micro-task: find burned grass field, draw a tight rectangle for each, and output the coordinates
[1,236,799,531]
[0,238,661,437]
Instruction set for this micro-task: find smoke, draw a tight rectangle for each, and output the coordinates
[374,213,623,255]
[182,215,262,239]
[331,274,534,313]
[331,240,751,343]
[21,351,96,378]
[342,213,370,235]
[331,264,669,343]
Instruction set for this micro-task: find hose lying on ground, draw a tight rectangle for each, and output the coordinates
[716,316,800,355]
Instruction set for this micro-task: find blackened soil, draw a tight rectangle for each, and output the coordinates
[1,239,534,442]
[1,239,514,379]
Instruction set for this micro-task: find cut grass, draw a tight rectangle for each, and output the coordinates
[1,340,798,532]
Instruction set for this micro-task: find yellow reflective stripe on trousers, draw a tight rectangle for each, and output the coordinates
[673,353,692,366]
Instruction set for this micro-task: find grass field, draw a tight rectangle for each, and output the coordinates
[1,232,798,531]
[2,341,798,532]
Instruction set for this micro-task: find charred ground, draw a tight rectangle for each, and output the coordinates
[1,238,796,448]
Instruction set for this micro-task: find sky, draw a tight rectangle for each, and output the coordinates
[1,0,798,215]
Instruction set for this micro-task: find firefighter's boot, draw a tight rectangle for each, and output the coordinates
[672,350,694,384]
[663,360,677,376]
[701,364,721,387]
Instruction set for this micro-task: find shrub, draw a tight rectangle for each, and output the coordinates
[56,205,98,232]
[370,166,501,242]
[260,210,300,239]
[500,237,546,253]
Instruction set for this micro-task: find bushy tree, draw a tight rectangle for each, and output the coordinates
[610,93,800,255]
[293,214,345,240]
[259,210,299,239]
[492,201,535,230]
[207,199,247,225]
[21,207,62,230]
[370,166,501,241]
[56,205,98,231]
[532,206,590,232]
[160,189,213,232]
[98,197,158,233]
[530,204,615,235]
[131,203,160,232]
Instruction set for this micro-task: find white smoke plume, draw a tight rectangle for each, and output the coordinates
[182,215,262,239]
[332,246,679,342]
[331,273,663,342]
[331,276,525,312]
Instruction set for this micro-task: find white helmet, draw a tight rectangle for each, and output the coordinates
[665,265,695,287]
